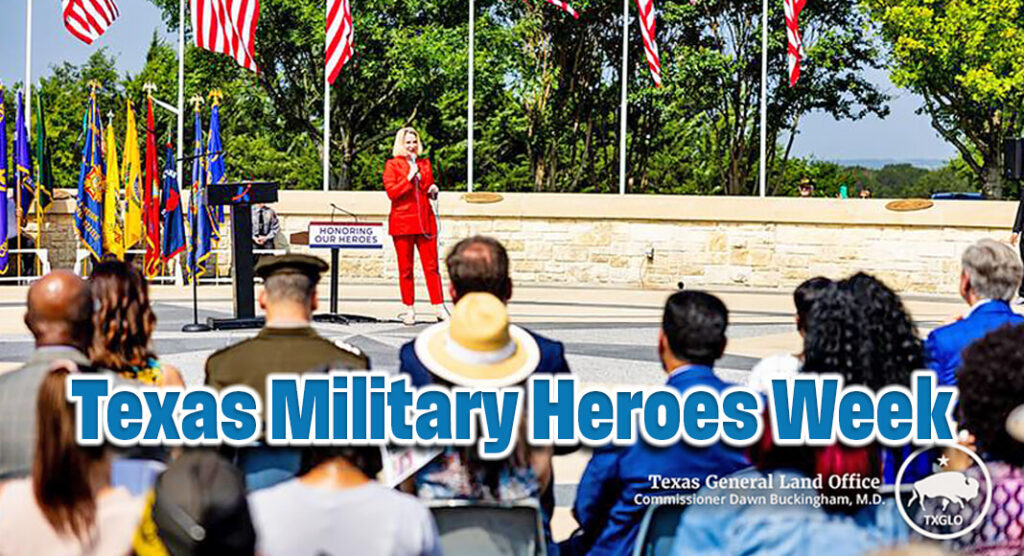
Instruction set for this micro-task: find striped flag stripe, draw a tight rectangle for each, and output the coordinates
[783,0,805,86]
[191,0,260,72]
[326,0,354,85]
[544,0,579,19]
[634,0,661,87]
[62,0,120,45]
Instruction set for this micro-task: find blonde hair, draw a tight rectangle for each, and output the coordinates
[392,127,422,158]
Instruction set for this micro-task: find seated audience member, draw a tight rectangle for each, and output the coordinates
[133,450,256,556]
[746,276,831,391]
[400,235,570,387]
[841,272,924,390]
[0,362,143,554]
[89,260,185,387]
[205,254,370,490]
[249,446,439,556]
[948,324,1024,554]
[924,239,1024,386]
[801,277,928,483]
[412,294,553,530]
[671,419,908,555]
[0,270,94,479]
[567,291,749,555]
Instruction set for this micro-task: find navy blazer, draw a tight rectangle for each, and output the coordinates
[398,328,571,387]
[572,365,750,556]
[925,300,1024,386]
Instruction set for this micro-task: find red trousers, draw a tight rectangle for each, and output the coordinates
[393,234,444,305]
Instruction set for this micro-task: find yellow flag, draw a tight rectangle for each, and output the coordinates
[123,100,143,249]
[102,122,125,260]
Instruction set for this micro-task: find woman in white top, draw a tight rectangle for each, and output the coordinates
[0,362,142,555]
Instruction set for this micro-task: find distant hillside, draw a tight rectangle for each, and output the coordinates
[829,158,947,170]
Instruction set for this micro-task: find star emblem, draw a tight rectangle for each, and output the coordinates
[937,455,951,468]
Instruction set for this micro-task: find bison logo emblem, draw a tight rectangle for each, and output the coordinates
[906,471,980,512]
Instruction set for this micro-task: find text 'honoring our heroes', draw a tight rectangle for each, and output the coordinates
[67,371,957,458]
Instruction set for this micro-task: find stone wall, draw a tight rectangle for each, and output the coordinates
[35,191,1017,295]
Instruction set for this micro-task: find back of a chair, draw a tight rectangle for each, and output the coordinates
[429,501,546,556]
[111,458,167,496]
[632,504,687,556]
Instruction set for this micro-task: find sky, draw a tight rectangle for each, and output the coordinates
[0,1,956,164]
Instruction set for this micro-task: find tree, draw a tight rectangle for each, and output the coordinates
[148,0,469,190]
[864,0,1024,197]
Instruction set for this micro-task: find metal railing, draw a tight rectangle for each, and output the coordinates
[0,249,52,284]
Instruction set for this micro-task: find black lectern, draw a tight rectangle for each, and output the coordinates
[206,181,279,330]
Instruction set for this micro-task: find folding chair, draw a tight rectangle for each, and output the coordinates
[631,503,688,556]
[429,499,547,556]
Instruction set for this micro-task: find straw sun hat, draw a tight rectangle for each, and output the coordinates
[414,293,540,388]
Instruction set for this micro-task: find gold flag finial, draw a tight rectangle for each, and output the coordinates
[190,95,205,112]
[142,82,157,98]
[208,89,224,106]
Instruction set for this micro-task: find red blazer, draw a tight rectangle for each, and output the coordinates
[383,156,437,236]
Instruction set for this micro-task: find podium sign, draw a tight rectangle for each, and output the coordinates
[308,221,384,249]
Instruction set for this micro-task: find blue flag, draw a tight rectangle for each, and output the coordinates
[207,102,226,242]
[0,87,8,275]
[161,144,186,262]
[186,110,213,283]
[15,92,34,225]
[74,93,104,260]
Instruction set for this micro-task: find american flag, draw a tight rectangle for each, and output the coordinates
[544,0,579,19]
[635,0,661,87]
[326,0,354,85]
[784,0,806,86]
[62,0,120,45]
[191,0,260,72]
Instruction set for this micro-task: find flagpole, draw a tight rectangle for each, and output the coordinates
[467,0,474,193]
[24,0,32,143]
[323,39,330,192]
[618,0,628,195]
[758,0,768,198]
[177,0,186,207]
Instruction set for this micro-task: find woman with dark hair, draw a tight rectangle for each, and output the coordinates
[949,324,1024,554]
[89,259,184,387]
[841,272,924,389]
[0,362,142,553]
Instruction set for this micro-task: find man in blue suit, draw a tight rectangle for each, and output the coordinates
[925,238,1024,386]
[567,291,749,556]
[399,235,570,385]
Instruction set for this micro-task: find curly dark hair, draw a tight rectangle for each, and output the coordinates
[88,260,157,372]
[802,283,870,384]
[840,273,924,389]
[958,324,1024,467]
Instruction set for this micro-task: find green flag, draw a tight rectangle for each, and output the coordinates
[34,92,53,211]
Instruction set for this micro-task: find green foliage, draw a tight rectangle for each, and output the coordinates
[863,0,1024,197]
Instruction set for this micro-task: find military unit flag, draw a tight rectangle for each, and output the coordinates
[207,98,226,242]
[102,119,125,260]
[144,96,162,277]
[186,110,213,282]
[15,93,34,226]
[35,93,54,212]
[124,100,144,249]
[161,145,186,263]
[75,92,105,260]
[0,87,8,275]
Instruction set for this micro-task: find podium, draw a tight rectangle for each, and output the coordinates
[206,181,278,330]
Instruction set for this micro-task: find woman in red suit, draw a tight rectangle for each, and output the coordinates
[383,127,446,325]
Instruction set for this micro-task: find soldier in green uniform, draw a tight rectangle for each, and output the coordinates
[204,253,369,403]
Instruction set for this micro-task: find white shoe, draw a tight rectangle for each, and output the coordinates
[400,311,416,326]
[433,304,449,322]
[1015,297,1024,306]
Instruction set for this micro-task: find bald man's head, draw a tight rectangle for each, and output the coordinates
[445,236,512,303]
[25,270,93,350]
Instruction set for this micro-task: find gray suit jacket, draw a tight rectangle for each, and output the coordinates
[0,346,92,479]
